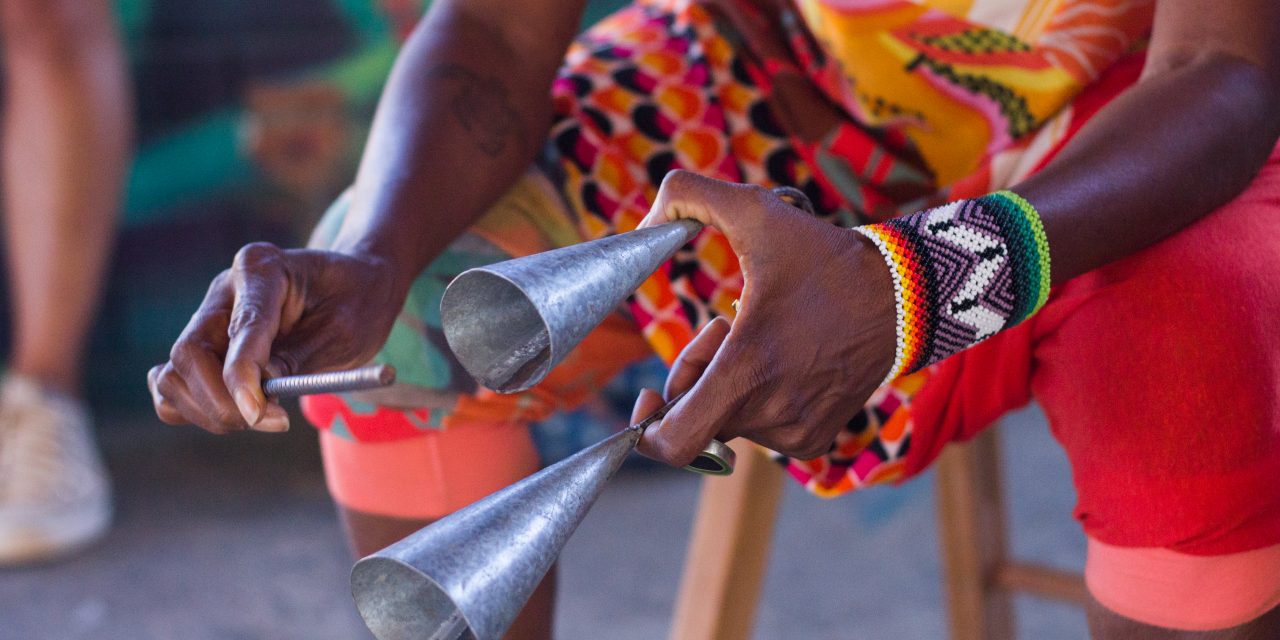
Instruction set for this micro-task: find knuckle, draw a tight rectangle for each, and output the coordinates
[770,427,826,460]
[191,307,231,332]
[169,339,209,369]
[170,338,220,376]
[228,304,269,337]
[661,169,696,192]
[168,343,191,369]
[761,394,804,426]
[210,269,233,290]
[154,370,180,399]
[233,242,283,272]
[777,429,808,454]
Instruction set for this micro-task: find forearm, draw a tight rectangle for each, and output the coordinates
[1016,54,1280,285]
[849,45,1280,381]
[328,0,585,293]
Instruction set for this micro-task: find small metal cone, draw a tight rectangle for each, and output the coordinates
[352,429,639,640]
[443,220,700,393]
[528,222,700,355]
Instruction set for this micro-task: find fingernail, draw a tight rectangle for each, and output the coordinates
[234,388,262,426]
[253,414,290,433]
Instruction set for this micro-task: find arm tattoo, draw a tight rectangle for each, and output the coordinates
[427,64,526,157]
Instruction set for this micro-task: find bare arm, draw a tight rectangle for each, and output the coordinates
[330,0,587,294]
[1020,0,1280,282]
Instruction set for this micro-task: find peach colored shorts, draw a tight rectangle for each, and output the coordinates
[319,421,541,520]
[1086,537,1280,631]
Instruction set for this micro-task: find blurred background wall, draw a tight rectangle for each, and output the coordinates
[7,0,627,417]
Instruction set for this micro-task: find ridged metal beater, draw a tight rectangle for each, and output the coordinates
[261,364,396,398]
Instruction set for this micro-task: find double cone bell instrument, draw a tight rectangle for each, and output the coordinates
[353,186,815,640]
[438,185,812,473]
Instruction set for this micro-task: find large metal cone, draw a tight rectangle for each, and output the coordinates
[440,219,702,393]
[351,428,641,640]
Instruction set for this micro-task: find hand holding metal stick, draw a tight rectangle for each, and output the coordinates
[261,364,396,398]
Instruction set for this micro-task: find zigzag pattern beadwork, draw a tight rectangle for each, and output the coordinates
[855,191,1050,383]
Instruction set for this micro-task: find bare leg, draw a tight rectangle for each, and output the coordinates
[1087,594,1280,640]
[340,507,557,640]
[0,0,132,395]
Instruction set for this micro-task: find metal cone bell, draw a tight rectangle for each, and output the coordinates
[440,219,703,393]
[350,427,641,640]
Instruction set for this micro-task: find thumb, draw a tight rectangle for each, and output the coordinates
[222,243,290,426]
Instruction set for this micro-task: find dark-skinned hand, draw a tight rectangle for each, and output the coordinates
[146,243,403,434]
[632,171,897,465]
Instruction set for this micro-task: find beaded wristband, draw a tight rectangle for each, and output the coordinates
[855,191,1050,383]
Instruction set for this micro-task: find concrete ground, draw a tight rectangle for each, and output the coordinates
[1,404,1087,639]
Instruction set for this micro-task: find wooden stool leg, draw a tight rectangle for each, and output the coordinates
[670,440,785,640]
[935,427,1016,640]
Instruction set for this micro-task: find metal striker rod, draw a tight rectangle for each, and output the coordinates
[262,364,397,398]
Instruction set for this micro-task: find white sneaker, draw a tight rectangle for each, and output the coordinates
[0,374,112,564]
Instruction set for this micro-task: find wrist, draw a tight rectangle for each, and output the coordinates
[328,233,419,302]
[843,228,901,385]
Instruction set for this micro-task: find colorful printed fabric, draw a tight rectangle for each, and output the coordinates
[304,0,1153,499]
[855,190,1051,381]
[792,0,1153,185]
[780,369,930,496]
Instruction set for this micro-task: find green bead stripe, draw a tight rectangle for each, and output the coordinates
[991,190,1051,316]
[974,191,1037,323]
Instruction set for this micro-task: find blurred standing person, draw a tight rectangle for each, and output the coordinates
[0,0,132,563]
